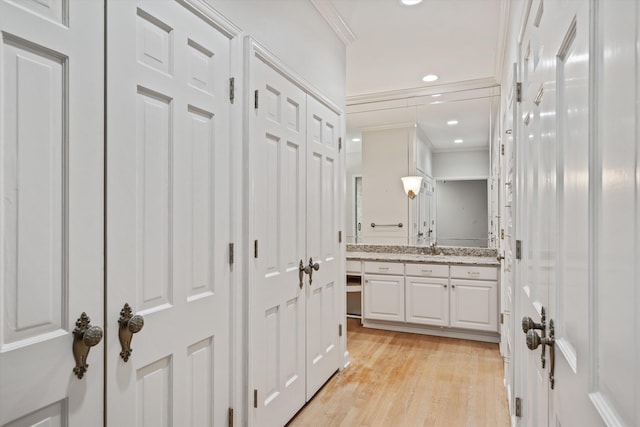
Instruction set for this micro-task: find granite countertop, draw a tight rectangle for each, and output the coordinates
[346,251,500,266]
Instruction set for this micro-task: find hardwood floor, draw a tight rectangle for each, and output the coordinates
[288,318,510,427]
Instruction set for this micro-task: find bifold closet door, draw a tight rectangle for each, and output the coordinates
[0,1,104,425]
[106,1,232,425]
[251,58,308,427]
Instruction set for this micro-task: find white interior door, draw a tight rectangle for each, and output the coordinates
[545,2,603,426]
[555,1,640,425]
[305,96,341,399]
[250,56,308,427]
[0,1,104,425]
[517,0,550,423]
[106,1,232,425]
[516,2,640,426]
[500,63,517,420]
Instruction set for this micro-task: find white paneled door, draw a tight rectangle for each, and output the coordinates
[500,63,517,418]
[515,1,640,426]
[0,1,104,425]
[517,0,550,424]
[106,1,232,426]
[250,55,308,427]
[305,96,341,400]
[250,50,342,427]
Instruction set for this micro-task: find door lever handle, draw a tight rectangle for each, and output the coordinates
[118,303,144,362]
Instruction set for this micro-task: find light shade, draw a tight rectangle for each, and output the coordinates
[401,176,423,199]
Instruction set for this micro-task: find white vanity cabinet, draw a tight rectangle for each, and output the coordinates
[450,265,498,332]
[352,255,500,342]
[363,262,405,322]
[405,264,450,326]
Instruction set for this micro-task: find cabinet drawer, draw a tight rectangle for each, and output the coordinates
[450,265,497,281]
[364,261,404,275]
[346,260,362,274]
[405,263,449,278]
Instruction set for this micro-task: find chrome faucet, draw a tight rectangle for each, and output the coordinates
[429,242,437,255]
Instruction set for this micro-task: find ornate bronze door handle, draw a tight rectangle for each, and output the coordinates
[304,257,320,286]
[118,303,144,362]
[72,312,103,379]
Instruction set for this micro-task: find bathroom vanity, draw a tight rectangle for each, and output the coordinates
[346,245,500,343]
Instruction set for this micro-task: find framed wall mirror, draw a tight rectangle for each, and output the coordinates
[345,84,500,247]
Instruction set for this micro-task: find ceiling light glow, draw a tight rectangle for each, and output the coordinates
[454,139,463,144]
[401,0,423,5]
[431,94,442,97]
[447,120,458,125]
[422,74,439,82]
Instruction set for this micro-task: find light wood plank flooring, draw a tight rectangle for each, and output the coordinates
[288,318,510,427]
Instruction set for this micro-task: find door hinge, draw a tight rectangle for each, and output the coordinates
[253,389,258,409]
[339,324,343,337]
[254,90,259,109]
[228,407,234,427]
[339,137,342,151]
[516,240,522,260]
[516,82,522,103]
[338,231,342,243]
[500,312,504,324]
[501,144,505,155]
[229,77,235,103]
[229,243,234,265]
[501,229,505,240]
[254,240,258,258]
[515,397,522,417]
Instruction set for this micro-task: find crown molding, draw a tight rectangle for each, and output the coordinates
[347,77,500,106]
[179,0,241,38]
[310,0,357,45]
[360,122,416,133]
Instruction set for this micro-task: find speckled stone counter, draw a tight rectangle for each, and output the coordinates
[346,244,499,266]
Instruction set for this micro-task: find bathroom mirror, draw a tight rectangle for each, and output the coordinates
[345,85,500,247]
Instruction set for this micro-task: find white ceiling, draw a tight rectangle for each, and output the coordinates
[328,0,507,152]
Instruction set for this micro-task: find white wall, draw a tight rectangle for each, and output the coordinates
[416,126,434,177]
[208,0,346,105]
[345,150,362,241]
[361,127,412,244]
[433,149,489,178]
[436,179,488,247]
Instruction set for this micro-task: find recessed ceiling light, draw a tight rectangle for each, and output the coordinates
[431,94,442,97]
[401,0,423,5]
[352,138,361,142]
[422,74,439,82]
[447,120,458,125]
[454,139,464,144]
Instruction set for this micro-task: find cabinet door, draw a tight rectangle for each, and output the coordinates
[450,280,498,332]
[405,277,449,326]
[363,274,404,322]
